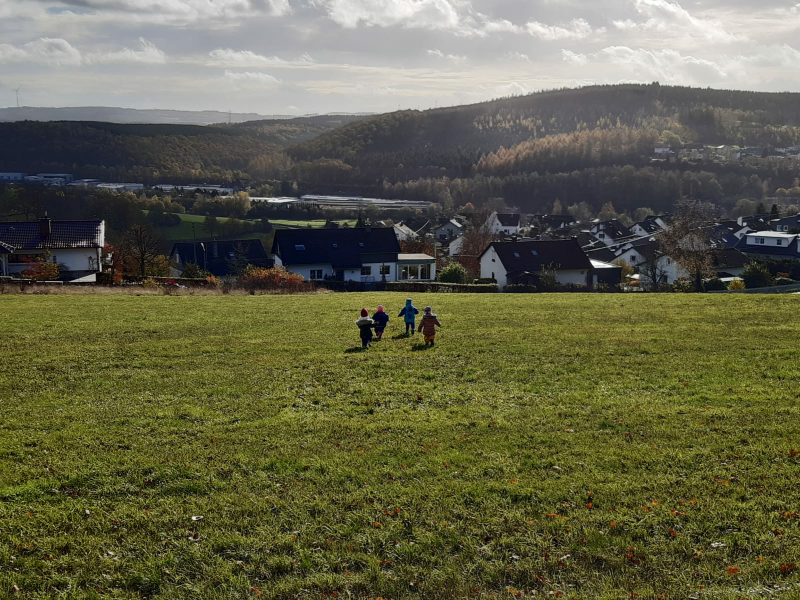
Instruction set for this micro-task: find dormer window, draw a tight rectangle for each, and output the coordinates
[513,252,520,258]
[359,242,365,248]
[332,243,338,248]
[531,250,538,256]
[295,244,305,251]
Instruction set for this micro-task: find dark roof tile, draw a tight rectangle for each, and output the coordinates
[0,220,104,250]
[487,239,592,271]
[272,228,400,266]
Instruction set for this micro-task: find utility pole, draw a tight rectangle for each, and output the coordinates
[192,222,197,264]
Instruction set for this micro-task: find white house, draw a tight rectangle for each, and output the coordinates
[0,172,26,182]
[393,223,419,242]
[0,217,105,281]
[480,239,604,290]
[590,220,634,246]
[631,215,668,237]
[735,231,800,261]
[447,235,465,256]
[271,227,435,282]
[485,213,521,236]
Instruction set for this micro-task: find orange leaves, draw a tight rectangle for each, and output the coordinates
[373,522,383,528]
[790,450,799,457]
[585,503,593,509]
[726,566,740,576]
[670,510,687,517]
[508,478,518,483]
[669,528,677,538]
[251,589,262,597]
[781,563,796,575]
[609,522,618,528]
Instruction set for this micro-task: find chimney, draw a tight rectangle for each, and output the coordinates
[39,213,52,238]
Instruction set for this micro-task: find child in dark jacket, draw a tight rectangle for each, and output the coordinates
[356,308,374,348]
[372,305,390,340]
[418,306,442,346]
[398,298,419,335]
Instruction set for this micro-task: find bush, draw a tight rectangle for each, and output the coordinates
[142,278,159,289]
[239,266,305,292]
[473,278,497,284]
[703,278,727,292]
[672,279,696,293]
[437,263,469,284]
[21,259,60,282]
[741,262,775,289]
[727,279,746,290]
[504,284,538,293]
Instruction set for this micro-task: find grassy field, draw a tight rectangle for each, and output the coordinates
[1,293,799,599]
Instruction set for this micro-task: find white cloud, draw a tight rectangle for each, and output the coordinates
[493,81,531,96]
[0,38,82,66]
[620,0,742,43]
[87,38,166,64]
[734,44,800,69]
[598,46,728,83]
[208,48,314,67]
[483,19,522,34]
[427,49,466,62]
[504,52,530,62]
[561,49,588,66]
[526,18,604,41]
[324,0,461,30]
[223,70,281,85]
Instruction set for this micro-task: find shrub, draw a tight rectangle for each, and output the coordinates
[21,259,60,282]
[727,279,746,290]
[703,278,727,292]
[142,278,159,289]
[240,266,305,291]
[437,263,469,284]
[741,262,775,289]
[473,278,497,285]
[504,284,538,293]
[672,279,696,293]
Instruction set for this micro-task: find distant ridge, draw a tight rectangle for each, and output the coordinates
[0,106,373,126]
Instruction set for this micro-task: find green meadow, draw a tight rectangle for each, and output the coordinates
[1,293,799,599]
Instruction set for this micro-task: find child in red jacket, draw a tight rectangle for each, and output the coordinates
[417,306,442,346]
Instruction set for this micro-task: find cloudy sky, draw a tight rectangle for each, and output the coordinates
[0,0,799,115]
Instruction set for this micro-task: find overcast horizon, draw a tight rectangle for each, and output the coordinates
[1,0,799,115]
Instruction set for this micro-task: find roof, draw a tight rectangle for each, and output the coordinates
[172,239,272,277]
[0,219,104,250]
[495,213,521,227]
[743,231,797,240]
[633,217,663,234]
[0,241,13,253]
[486,239,592,272]
[398,253,436,263]
[592,220,633,239]
[272,227,400,268]
[436,219,463,230]
[590,259,623,270]
[713,248,751,269]
[735,235,800,257]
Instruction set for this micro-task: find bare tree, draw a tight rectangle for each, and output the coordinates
[660,199,720,292]
[637,243,669,291]
[122,225,163,277]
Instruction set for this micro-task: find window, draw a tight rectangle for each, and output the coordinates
[530,250,538,256]
[760,238,765,244]
[51,255,58,264]
[380,265,391,275]
[667,258,671,265]
[361,266,372,276]
[513,252,520,258]
[630,255,637,264]
[309,269,323,280]
[359,242,364,248]
[599,233,605,238]
[777,239,783,246]
[295,244,305,251]
[332,243,338,248]
[228,252,236,259]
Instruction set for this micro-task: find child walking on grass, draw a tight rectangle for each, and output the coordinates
[418,306,442,346]
[356,308,374,348]
[372,305,390,340]
[398,298,419,335]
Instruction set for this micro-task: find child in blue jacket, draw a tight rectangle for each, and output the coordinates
[372,305,390,340]
[398,298,419,335]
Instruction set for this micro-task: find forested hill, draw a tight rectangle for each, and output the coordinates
[0,115,364,183]
[290,84,800,163]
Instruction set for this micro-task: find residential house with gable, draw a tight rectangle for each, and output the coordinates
[435,219,463,242]
[735,231,800,261]
[589,219,634,246]
[485,213,522,236]
[768,214,800,233]
[631,215,668,237]
[171,239,273,277]
[480,238,619,290]
[271,227,436,282]
[0,216,104,281]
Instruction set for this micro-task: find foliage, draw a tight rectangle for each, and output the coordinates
[613,259,635,281]
[504,284,538,293]
[239,265,305,291]
[2,294,800,599]
[703,278,727,291]
[20,257,60,281]
[660,199,719,292]
[180,262,211,279]
[437,262,468,284]
[742,262,775,289]
[727,279,746,290]
[121,225,165,277]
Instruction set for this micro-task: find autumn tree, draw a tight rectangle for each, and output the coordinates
[122,225,163,277]
[660,199,720,292]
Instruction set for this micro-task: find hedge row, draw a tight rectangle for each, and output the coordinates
[386,282,499,293]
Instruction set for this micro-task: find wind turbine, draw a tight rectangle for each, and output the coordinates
[12,86,21,108]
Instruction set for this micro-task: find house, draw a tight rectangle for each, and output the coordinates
[271,227,435,282]
[590,219,634,246]
[631,215,668,237]
[171,239,273,277]
[736,231,800,261]
[0,217,104,281]
[485,213,522,236]
[393,223,419,242]
[435,219,463,242]
[447,235,465,256]
[529,214,574,234]
[0,172,26,182]
[713,248,751,278]
[587,237,682,286]
[480,239,602,290]
[769,214,800,233]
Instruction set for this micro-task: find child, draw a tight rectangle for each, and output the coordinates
[418,306,442,346]
[372,305,390,340]
[355,308,374,348]
[398,298,419,335]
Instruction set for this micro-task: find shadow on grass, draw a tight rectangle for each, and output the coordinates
[392,333,411,340]
[411,343,432,352]
[344,346,369,354]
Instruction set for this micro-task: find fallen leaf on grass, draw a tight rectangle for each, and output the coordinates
[726,566,740,576]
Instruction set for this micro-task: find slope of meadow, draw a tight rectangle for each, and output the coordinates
[1,293,799,599]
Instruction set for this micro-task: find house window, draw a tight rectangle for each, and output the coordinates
[332,243,338,248]
[309,269,323,280]
[760,238,765,244]
[530,250,538,256]
[295,244,305,251]
[599,233,605,238]
[777,239,783,246]
[51,255,58,264]
[361,266,372,276]
[630,255,637,264]
[420,264,431,279]
[667,258,671,265]
[513,252,520,258]
[359,243,365,248]
[380,265,391,275]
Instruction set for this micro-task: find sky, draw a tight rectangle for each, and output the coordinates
[0,0,799,115]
